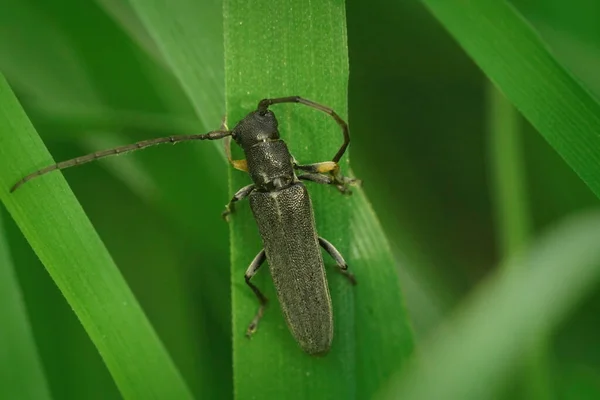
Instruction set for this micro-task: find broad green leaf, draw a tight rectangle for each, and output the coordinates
[224,0,414,398]
[420,0,600,199]
[114,1,234,397]
[0,74,193,400]
[0,209,52,400]
[1,2,228,397]
[95,0,166,66]
[125,0,224,128]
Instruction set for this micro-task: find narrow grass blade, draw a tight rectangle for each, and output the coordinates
[0,74,193,399]
[420,0,600,199]
[95,0,166,66]
[2,3,230,397]
[379,210,600,400]
[224,0,413,398]
[125,0,225,128]
[350,187,415,396]
[487,85,531,259]
[487,84,552,399]
[0,209,52,400]
[111,2,234,397]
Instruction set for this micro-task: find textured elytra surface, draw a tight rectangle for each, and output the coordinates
[249,183,333,355]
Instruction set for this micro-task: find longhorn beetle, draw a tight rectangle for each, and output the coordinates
[11,96,360,356]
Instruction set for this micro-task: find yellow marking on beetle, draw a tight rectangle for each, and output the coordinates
[232,159,248,172]
[223,135,248,171]
[316,161,338,173]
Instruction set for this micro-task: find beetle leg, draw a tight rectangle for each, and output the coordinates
[222,184,255,221]
[295,161,361,194]
[298,172,353,194]
[318,237,357,285]
[294,161,362,194]
[298,173,333,185]
[244,249,268,337]
[298,172,351,195]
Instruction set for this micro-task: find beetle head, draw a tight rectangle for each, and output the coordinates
[232,109,280,149]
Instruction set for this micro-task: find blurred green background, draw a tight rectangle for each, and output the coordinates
[2,0,600,399]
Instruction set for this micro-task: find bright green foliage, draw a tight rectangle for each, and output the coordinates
[2,0,600,399]
[0,75,193,400]
[421,0,600,199]
[224,0,413,398]
[0,211,52,400]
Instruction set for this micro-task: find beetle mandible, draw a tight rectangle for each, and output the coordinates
[11,96,360,356]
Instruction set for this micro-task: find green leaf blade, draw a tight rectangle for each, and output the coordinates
[0,209,53,400]
[125,0,225,128]
[421,0,600,198]
[111,2,234,397]
[0,74,193,400]
[224,0,413,398]
[351,188,415,396]
[225,1,355,397]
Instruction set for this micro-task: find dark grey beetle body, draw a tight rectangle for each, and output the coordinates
[233,110,333,354]
[251,185,332,354]
[10,96,357,356]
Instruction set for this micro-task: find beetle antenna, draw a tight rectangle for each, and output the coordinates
[11,130,232,192]
[257,96,349,163]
